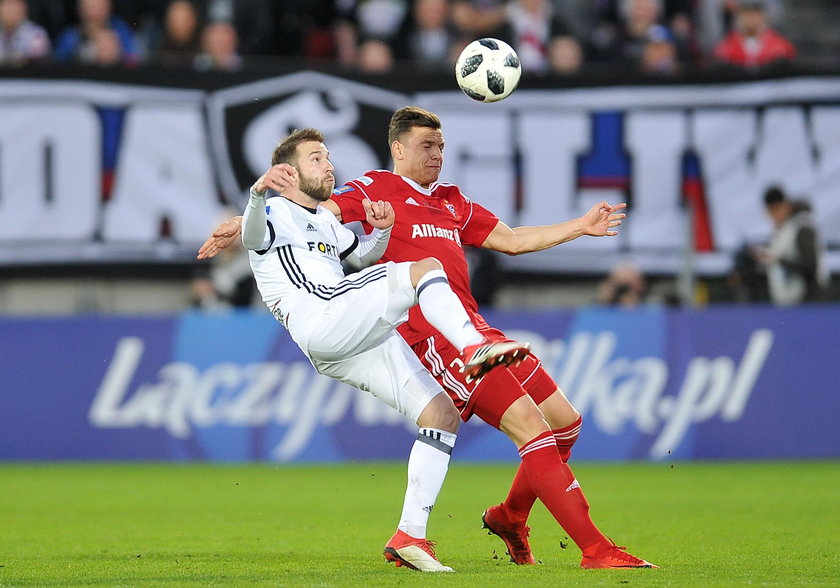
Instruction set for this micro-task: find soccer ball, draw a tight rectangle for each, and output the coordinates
[455,38,522,103]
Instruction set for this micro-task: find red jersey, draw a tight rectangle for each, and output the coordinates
[712,29,796,69]
[331,170,499,345]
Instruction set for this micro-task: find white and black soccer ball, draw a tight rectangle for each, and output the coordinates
[455,38,522,103]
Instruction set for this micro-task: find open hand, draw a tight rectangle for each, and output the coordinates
[583,201,627,237]
[197,217,242,259]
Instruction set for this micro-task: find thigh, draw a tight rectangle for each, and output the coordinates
[313,333,441,423]
[306,263,410,361]
[412,329,557,427]
[472,326,557,406]
[412,332,524,427]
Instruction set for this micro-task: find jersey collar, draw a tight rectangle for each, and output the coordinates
[398,174,434,196]
[290,200,318,214]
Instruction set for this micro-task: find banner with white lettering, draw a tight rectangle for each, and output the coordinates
[0,72,837,274]
[1,306,836,462]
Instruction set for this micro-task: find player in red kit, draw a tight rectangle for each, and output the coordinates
[199,106,657,570]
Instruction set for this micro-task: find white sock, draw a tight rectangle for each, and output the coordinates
[398,427,457,539]
[416,270,482,353]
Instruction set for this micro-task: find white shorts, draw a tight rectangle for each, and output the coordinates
[282,261,443,423]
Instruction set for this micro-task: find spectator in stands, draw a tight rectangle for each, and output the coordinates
[21,0,67,44]
[589,0,670,64]
[404,0,457,70]
[147,0,203,67]
[590,0,692,64]
[596,261,648,308]
[356,36,394,72]
[504,0,575,73]
[547,33,584,75]
[753,186,828,306]
[89,25,124,65]
[293,0,338,60]
[712,0,795,71]
[54,0,139,65]
[664,0,695,63]
[551,0,598,41]
[695,0,783,59]
[0,0,51,65]
[450,0,508,40]
[640,23,679,75]
[335,0,410,69]
[202,0,274,56]
[193,19,240,70]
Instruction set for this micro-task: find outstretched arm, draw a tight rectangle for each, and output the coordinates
[196,192,343,260]
[197,216,243,260]
[480,201,626,255]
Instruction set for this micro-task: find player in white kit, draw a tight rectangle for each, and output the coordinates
[240,128,529,572]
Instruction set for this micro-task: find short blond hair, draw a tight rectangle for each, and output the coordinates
[271,128,325,166]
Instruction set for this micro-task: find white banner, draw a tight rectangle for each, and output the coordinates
[0,74,837,275]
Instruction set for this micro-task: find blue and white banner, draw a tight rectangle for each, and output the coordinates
[0,70,838,275]
[1,306,836,462]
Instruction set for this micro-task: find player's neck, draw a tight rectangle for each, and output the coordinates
[393,168,432,190]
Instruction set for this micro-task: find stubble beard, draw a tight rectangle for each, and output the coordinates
[299,174,334,202]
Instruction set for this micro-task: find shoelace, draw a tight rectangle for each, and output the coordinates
[419,539,439,557]
[604,542,644,564]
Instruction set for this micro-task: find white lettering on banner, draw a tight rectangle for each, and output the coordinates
[810,107,840,232]
[90,330,773,461]
[88,337,412,460]
[625,110,686,250]
[518,112,596,237]
[436,100,840,274]
[0,103,100,240]
[507,327,774,459]
[103,104,222,242]
[691,108,822,248]
[1,78,838,271]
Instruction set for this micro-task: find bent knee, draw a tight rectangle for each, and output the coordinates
[499,397,550,447]
[414,257,443,273]
[417,392,460,433]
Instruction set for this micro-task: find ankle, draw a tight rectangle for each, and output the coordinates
[581,538,611,559]
[501,503,529,523]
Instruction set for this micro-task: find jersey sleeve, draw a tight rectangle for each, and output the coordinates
[460,200,500,247]
[330,181,369,224]
[335,221,360,260]
[255,198,294,254]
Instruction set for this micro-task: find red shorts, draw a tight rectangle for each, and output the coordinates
[410,326,557,428]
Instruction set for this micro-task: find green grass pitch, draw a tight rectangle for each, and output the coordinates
[1,460,838,586]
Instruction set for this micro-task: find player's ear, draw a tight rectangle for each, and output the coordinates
[391,140,403,160]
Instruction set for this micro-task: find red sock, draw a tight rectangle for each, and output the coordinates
[502,462,534,520]
[518,431,607,556]
[554,416,582,462]
[502,417,584,517]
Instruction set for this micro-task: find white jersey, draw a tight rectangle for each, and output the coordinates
[248,196,359,308]
[243,194,440,423]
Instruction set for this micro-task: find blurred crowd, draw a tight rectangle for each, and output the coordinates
[0,0,800,75]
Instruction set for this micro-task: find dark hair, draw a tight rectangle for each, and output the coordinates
[388,106,441,146]
[271,128,325,166]
[763,185,786,206]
